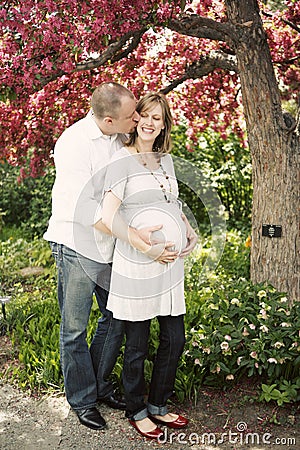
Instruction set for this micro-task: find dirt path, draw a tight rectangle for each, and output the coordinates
[0,381,299,450]
[0,336,299,449]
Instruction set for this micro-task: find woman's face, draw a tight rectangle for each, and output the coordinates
[136,103,164,143]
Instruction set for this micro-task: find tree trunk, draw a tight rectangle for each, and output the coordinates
[225,0,299,302]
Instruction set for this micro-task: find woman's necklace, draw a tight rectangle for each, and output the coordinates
[135,147,172,203]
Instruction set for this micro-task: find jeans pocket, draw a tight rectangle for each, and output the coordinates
[50,241,58,255]
[61,245,79,259]
[50,242,62,264]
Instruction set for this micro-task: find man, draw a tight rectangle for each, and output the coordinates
[44,82,178,430]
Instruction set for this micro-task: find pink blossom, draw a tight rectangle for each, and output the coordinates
[259,309,268,319]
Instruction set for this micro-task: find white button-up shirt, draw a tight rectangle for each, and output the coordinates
[44,111,126,262]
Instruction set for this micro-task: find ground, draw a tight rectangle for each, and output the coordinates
[0,335,299,450]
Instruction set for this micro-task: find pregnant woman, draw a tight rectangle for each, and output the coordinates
[99,92,197,440]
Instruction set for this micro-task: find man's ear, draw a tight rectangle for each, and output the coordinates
[103,117,113,125]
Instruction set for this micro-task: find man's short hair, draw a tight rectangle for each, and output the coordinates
[91,82,135,119]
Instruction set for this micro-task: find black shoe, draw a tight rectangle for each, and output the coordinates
[76,407,107,430]
[98,393,126,410]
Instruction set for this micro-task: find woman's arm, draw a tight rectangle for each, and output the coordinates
[93,219,112,235]
[97,190,179,263]
[99,191,149,251]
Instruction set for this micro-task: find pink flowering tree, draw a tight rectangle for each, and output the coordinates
[0,0,299,301]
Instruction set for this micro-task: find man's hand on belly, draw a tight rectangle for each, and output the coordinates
[135,224,163,245]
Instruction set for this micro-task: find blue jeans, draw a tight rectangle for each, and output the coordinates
[50,243,125,411]
[122,315,185,420]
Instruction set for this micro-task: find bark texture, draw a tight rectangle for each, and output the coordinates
[225,0,299,301]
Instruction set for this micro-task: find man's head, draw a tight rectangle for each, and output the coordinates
[91,82,140,134]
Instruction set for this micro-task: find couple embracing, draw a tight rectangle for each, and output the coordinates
[44,82,197,440]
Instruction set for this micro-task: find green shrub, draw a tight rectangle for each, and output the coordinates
[0,234,54,292]
[1,230,298,406]
[184,280,300,404]
[9,290,62,391]
[172,126,252,230]
[259,379,300,406]
[0,162,54,238]
[0,162,35,226]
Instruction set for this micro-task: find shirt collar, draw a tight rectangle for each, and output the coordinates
[86,110,118,142]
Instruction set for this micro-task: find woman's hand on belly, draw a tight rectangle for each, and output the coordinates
[144,241,179,264]
[179,213,198,257]
[130,207,187,253]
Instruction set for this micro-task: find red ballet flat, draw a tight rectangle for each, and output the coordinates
[128,419,164,440]
[149,414,189,429]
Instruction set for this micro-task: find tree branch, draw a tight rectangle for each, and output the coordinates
[38,28,147,88]
[76,29,146,71]
[161,51,237,94]
[167,14,237,45]
[262,10,300,34]
[273,55,300,65]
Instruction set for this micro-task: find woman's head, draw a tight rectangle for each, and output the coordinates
[126,92,173,154]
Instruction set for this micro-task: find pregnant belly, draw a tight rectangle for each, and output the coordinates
[129,205,187,252]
